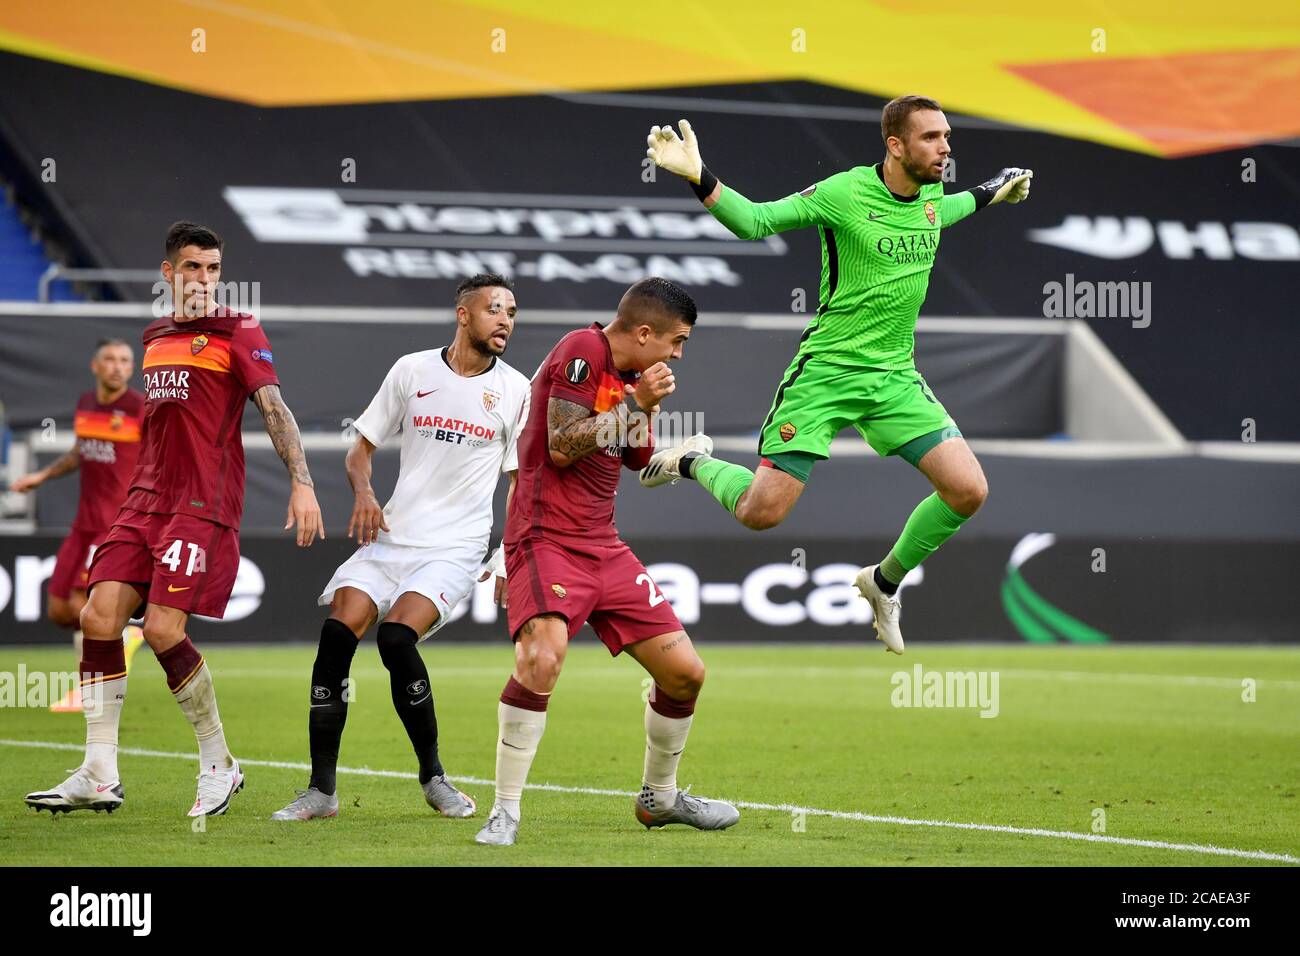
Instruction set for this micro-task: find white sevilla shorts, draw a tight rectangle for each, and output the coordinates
[318,539,483,641]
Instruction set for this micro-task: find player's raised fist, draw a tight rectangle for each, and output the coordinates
[646,119,703,184]
[631,362,674,411]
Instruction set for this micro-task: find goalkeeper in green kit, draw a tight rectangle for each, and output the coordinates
[639,95,1033,655]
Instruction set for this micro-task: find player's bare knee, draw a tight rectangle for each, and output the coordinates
[948,476,988,517]
[735,495,784,531]
[329,610,371,638]
[79,601,115,639]
[141,618,183,650]
[670,660,705,699]
[522,646,564,688]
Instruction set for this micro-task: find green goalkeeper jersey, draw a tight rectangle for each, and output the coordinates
[708,164,977,370]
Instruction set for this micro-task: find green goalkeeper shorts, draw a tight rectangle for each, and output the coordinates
[757,354,960,479]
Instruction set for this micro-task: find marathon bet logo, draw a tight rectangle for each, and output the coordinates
[223,186,790,286]
[49,886,152,936]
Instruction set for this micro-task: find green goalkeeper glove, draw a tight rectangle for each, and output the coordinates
[646,119,704,184]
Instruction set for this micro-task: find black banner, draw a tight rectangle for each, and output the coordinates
[2,534,1296,645]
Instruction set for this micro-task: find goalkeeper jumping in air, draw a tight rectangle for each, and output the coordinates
[640,95,1033,655]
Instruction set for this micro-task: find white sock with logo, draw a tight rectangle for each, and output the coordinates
[643,704,694,807]
[83,675,126,782]
[495,702,547,821]
[173,663,233,770]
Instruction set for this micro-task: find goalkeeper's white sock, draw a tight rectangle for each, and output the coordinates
[642,686,697,805]
[495,676,549,821]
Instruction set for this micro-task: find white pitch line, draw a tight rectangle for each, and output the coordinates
[206,666,1300,692]
[3,739,1295,865]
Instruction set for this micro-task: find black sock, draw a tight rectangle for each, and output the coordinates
[873,566,899,596]
[680,452,703,480]
[308,618,360,796]
[376,621,443,783]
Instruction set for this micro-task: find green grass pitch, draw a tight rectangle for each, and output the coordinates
[1,642,1297,866]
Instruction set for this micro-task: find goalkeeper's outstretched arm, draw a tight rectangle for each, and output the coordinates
[647,119,1033,238]
[646,119,841,240]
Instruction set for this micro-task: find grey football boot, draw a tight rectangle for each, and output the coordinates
[422,774,477,817]
[474,805,519,846]
[635,785,740,830]
[271,787,339,821]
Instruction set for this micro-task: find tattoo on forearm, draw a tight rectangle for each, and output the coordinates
[548,397,621,463]
[45,448,79,479]
[254,386,313,486]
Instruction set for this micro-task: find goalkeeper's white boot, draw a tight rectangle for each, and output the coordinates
[26,766,124,814]
[639,433,713,488]
[855,565,905,654]
[189,759,244,817]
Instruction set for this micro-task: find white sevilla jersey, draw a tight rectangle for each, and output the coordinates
[352,348,530,552]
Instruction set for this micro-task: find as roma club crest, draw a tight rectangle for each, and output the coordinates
[924,201,936,226]
[190,334,209,355]
[551,584,567,599]
[779,422,798,442]
[109,411,124,431]
[482,389,501,413]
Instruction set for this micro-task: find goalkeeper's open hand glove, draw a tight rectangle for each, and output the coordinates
[646,119,703,184]
[982,167,1033,205]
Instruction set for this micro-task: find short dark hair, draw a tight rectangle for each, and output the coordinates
[455,273,514,306]
[881,95,943,145]
[617,276,697,329]
[165,221,223,262]
[94,337,131,354]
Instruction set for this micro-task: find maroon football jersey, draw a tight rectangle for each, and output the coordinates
[71,389,145,533]
[505,324,651,553]
[122,308,279,529]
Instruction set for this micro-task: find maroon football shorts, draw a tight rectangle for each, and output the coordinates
[48,527,106,600]
[87,507,241,619]
[506,536,683,655]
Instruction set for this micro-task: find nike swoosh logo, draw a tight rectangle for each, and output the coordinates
[409,693,432,706]
[167,585,190,592]
[868,212,885,220]
[500,739,525,751]
[96,784,116,792]
[416,389,438,398]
